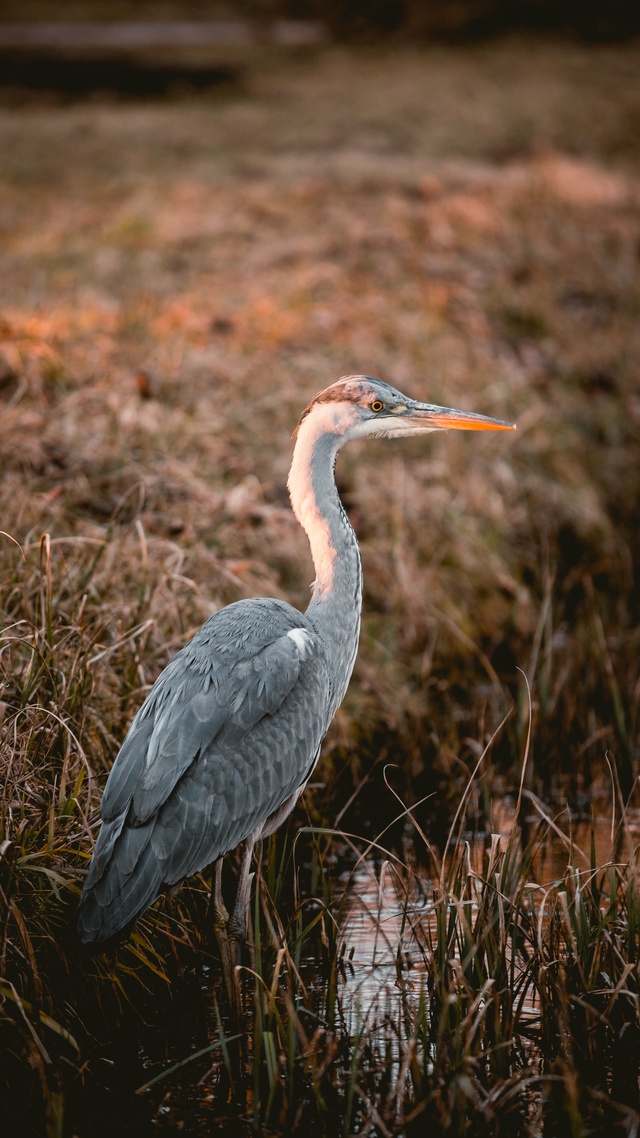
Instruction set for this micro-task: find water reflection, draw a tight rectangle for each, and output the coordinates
[339,859,425,1022]
[338,793,640,1024]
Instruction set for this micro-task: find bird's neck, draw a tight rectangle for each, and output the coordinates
[287,416,362,714]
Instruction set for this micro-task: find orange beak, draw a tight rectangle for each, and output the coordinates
[401,401,516,432]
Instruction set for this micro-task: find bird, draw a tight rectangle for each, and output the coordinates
[77,375,514,968]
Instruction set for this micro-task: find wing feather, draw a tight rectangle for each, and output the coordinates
[77,599,331,944]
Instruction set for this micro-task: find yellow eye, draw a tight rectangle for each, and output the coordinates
[370,400,384,412]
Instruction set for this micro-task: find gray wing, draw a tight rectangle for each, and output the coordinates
[77,598,331,944]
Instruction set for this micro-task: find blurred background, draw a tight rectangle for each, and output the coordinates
[2,0,640,40]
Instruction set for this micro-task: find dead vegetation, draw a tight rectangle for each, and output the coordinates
[0,37,640,1136]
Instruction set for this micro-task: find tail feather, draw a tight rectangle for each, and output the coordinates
[77,815,163,946]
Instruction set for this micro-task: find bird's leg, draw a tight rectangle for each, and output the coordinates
[212,844,255,1010]
[228,837,256,964]
[212,858,236,1004]
[213,858,229,928]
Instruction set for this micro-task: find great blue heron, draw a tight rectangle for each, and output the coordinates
[77,376,514,965]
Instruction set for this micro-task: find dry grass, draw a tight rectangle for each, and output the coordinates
[1,37,640,1135]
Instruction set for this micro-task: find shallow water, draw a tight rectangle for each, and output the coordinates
[338,792,640,1027]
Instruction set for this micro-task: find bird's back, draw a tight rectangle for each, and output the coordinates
[77,597,331,945]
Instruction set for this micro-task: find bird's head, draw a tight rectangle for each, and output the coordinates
[293,376,515,441]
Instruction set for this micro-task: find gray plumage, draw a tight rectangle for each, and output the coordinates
[77,375,514,945]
